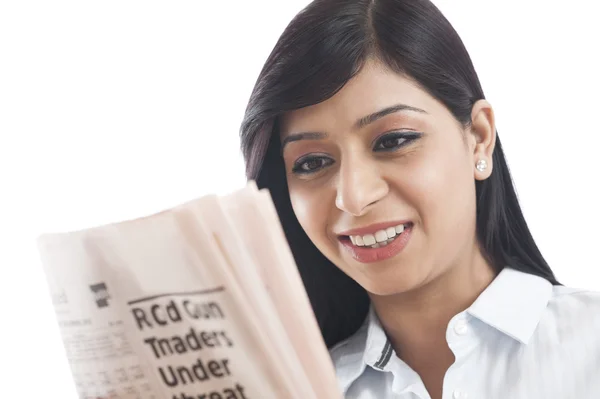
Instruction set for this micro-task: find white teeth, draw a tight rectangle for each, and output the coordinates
[375,230,388,243]
[363,234,376,246]
[349,224,408,247]
[386,227,396,238]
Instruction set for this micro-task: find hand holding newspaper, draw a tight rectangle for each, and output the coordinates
[37,182,342,399]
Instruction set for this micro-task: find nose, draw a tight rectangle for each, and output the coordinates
[335,154,389,217]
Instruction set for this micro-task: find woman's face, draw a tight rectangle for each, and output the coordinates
[280,60,495,296]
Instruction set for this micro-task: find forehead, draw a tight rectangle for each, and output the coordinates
[280,60,442,136]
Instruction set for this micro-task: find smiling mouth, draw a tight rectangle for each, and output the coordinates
[339,222,413,249]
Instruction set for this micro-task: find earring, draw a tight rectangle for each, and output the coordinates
[476,159,488,172]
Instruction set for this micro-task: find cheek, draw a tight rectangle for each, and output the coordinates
[289,191,312,229]
[288,184,333,244]
[401,145,474,230]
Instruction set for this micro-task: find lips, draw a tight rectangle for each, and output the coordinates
[338,221,414,263]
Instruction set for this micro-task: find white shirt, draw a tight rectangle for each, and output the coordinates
[330,268,600,399]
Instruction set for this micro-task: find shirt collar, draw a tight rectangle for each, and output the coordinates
[331,307,394,395]
[331,267,554,393]
[466,267,553,344]
[330,314,370,395]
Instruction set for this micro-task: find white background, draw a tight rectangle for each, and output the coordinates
[1,0,598,396]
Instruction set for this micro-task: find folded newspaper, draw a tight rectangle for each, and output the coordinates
[37,182,342,399]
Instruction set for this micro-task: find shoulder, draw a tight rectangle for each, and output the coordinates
[512,285,600,396]
[548,285,600,312]
[541,285,600,346]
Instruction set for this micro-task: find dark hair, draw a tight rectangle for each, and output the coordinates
[240,0,559,348]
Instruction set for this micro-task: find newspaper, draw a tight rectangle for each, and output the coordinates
[37,183,341,399]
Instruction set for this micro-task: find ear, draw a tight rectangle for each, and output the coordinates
[469,99,496,181]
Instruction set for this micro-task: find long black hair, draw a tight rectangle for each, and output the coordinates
[240,0,559,348]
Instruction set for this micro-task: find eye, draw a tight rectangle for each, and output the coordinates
[292,155,334,175]
[373,131,421,152]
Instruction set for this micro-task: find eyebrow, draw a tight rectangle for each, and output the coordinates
[281,103,427,150]
[281,132,328,149]
[355,103,427,130]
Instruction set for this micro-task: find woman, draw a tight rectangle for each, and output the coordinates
[240,0,600,398]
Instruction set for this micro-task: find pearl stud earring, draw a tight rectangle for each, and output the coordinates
[476,159,488,172]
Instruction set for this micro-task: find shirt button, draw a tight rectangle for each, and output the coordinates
[453,390,468,399]
[454,319,469,335]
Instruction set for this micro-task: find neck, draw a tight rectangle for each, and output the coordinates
[369,248,497,362]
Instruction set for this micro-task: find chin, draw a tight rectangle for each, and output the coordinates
[355,268,429,297]
[362,282,415,297]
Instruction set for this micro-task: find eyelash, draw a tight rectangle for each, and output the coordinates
[372,131,421,153]
[291,131,421,176]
